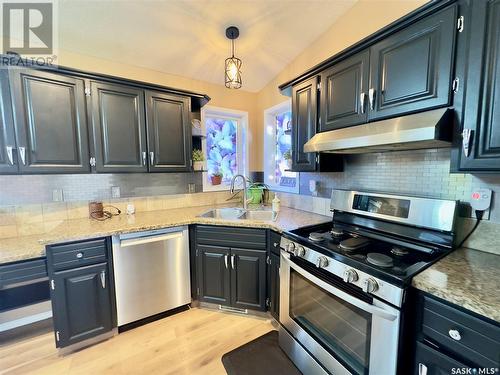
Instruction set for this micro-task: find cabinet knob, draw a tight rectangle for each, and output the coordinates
[418,363,428,375]
[76,252,83,259]
[448,329,461,341]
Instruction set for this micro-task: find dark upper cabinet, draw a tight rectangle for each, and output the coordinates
[197,245,231,306]
[368,5,457,121]
[230,248,267,311]
[454,0,500,171]
[0,71,17,174]
[320,50,370,131]
[291,76,318,172]
[146,91,191,172]
[267,252,280,320]
[9,69,90,173]
[51,262,113,348]
[90,81,147,173]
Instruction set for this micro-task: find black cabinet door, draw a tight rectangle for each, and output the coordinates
[368,4,457,121]
[456,0,500,171]
[320,50,370,131]
[267,252,280,320]
[0,71,17,174]
[230,248,267,311]
[291,76,318,172]
[413,342,467,375]
[90,81,147,173]
[146,91,191,172]
[197,245,230,306]
[9,69,90,173]
[51,262,113,348]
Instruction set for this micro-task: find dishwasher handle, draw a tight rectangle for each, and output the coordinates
[119,231,183,248]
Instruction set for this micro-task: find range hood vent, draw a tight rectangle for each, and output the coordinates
[304,108,453,154]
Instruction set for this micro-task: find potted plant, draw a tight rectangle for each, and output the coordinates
[247,182,270,204]
[210,171,223,185]
[283,149,293,169]
[192,149,204,171]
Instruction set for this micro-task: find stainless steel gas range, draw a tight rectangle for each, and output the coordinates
[278,190,459,375]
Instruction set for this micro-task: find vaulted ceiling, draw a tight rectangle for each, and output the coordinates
[58,0,358,92]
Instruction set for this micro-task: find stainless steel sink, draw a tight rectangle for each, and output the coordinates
[240,210,276,221]
[198,207,246,220]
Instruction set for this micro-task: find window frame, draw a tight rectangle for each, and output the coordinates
[201,105,248,192]
[263,99,299,193]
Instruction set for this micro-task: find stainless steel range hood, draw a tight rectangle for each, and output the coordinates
[304,108,453,154]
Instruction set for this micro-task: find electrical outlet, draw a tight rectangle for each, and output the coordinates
[470,188,492,211]
[111,186,121,198]
[52,189,64,202]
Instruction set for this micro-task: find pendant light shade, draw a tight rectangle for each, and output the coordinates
[225,26,242,89]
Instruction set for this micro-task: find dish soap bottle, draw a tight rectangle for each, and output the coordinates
[272,194,280,213]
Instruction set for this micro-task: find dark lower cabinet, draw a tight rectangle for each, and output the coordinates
[197,245,231,305]
[47,238,115,349]
[51,263,113,348]
[231,248,267,311]
[9,69,90,173]
[368,4,457,121]
[414,341,466,375]
[267,252,280,320]
[90,81,148,173]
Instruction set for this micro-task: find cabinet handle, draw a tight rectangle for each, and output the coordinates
[142,151,147,166]
[273,242,279,247]
[18,147,26,165]
[224,254,228,269]
[100,270,106,289]
[76,252,83,259]
[360,92,366,114]
[231,255,236,269]
[418,363,427,375]
[6,146,14,165]
[368,88,376,110]
[462,129,473,157]
[448,329,461,341]
[150,151,155,166]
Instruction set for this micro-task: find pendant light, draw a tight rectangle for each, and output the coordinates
[225,26,242,89]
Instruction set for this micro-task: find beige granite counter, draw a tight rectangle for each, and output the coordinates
[413,247,500,323]
[0,205,330,265]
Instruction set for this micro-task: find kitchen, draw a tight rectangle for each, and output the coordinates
[0,0,499,374]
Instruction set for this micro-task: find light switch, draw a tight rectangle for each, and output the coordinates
[52,189,64,202]
[111,186,121,198]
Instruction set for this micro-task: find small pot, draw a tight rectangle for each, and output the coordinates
[210,175,222,185]
[193,161,204,171]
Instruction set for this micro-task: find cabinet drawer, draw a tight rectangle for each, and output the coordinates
[414,341,467,375]
[269,231,281,256]
[421,295,500,367]
[196,226,266,250]
[0,258,47,288]
[47,238,108,271]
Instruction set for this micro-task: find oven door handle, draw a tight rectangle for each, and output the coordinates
[282,254,398,321]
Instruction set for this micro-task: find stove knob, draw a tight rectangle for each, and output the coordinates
[293,246,306,257]
[286,242,296,253]
[316,256,329,268]
[343,269,359,283]
[362,278,379,294]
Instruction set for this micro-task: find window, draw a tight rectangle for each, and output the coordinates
[264,100,298,193]
[202,106,248,191]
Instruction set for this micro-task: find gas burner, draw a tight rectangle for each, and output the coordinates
[330,227,344,237]
[309,232,326,242]
[339,237,370,252]
[391,246,409,257]
[367,253,394,268]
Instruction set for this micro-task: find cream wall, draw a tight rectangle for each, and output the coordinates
[256,0,429,169]
[57,50,262,170]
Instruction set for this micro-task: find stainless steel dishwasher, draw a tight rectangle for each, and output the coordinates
[112,226,191,326]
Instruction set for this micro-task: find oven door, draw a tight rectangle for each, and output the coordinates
[279,250,400,375]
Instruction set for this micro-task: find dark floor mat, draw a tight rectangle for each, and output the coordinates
[222,330,302,375]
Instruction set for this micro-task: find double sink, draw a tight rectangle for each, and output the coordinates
[198,207,277,221]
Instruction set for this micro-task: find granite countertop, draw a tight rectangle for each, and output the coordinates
[412,247,500,323]
[0,205,330,265]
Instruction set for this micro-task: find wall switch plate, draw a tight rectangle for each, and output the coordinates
[111,186,121,198]
[52,189,64,202]
[470,188,492,211]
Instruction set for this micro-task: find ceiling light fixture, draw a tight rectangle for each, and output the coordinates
[225,26,242,89]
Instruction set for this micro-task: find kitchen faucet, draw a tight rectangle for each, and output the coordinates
[230,174,251,210]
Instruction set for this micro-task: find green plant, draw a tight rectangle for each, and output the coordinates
[283,149,292,160]
[211,171,223,177]
[192,149,204,162]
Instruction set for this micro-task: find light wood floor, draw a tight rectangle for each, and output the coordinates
[0,308,275,375]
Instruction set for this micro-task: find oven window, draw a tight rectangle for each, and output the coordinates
[290,269,372,374]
